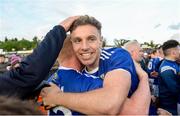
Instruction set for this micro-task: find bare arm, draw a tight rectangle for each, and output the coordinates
[41,69,131,114]
[119,62,151,114]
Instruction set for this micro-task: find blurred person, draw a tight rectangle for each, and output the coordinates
[124,40,159,114]
[6,54,21,70]
[159,39,180,115]
[143,52,150,66]
[123,40,147,71]
[147,46,164,99]
[0,54,9,73]
[123,40,144,63]
[41,15,151,115]
[0,16,79,98]
[0,96,42,115]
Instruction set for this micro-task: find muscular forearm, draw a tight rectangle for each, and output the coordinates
[56,87,125,114]
[55,71,130,114]
[119,76,151,114]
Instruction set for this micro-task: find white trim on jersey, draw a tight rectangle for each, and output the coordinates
[100,56,105,60]
[84,73,100,79]
[58,66,81,73]
[161,66,177,74]
[84,67,99,74]
[100,49,113,60]
[101,53,110,59]
[113,68,131,75]
[102,50,112,56]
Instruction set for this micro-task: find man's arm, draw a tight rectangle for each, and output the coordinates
[0,16,80,98]
[0,25,66,98]
[119,62,151,114]
[41,69,131,114]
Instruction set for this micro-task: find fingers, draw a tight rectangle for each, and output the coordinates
[59,16,81,32]
[42,98,56,110]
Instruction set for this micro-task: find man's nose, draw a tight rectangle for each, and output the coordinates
[81,41,89,50]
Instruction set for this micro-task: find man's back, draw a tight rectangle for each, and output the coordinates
[159,59,180,114]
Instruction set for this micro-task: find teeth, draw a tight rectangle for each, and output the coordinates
[81,53,91,59]
[82,53,91,56]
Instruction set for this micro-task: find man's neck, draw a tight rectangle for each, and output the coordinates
[60,58,82,71]
[165,56,176,61]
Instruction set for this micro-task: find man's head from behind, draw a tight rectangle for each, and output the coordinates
[162,39,180,60]
[58,35,83,71]
[69,15,103,71]
[124,40,143,63]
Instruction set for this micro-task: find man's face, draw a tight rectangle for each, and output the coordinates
[174,45,180,60]
[0,56,5,64]
[133,45,143,62]
[71,25,102,70]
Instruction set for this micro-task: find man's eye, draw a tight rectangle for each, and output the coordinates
[72,39,81,44]
[88,37,97,42]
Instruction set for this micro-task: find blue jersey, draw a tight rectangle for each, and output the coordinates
[159,59,180,115]
[47,66,103,115]
[147,58,161,73]
[147,57,162,96]
[83,47,139,97]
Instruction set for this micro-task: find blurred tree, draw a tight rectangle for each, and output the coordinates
[114,39,130,47]
[142,40,160,49]
[5,37,8,42]
[102,38,107,47]
[0,37,36,51]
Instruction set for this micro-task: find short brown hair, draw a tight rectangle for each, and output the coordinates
[70,15,102,34]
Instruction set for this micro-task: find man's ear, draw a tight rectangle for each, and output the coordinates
[100,36,103,48]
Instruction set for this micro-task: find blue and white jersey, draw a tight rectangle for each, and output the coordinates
[147,57,161,74]
[177,63,180,103]
[159,59,180,114]
[147,57,162,96]
[83,47,139,97]
[47,66,103,115]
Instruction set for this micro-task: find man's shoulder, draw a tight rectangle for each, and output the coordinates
[160,59,176,67]
[102,47,127,53]
[160,60,178,74]
[101,47,130,59]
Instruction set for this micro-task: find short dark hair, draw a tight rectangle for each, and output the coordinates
[162,39,179,56]
[0,54,5,57]
[0,96,42,115]
[70,15,102,34]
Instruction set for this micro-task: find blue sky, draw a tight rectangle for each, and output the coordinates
[0,0,179,45]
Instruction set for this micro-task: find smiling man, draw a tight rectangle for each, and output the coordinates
[41,15,150,115]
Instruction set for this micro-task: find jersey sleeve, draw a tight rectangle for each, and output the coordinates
[108,48,135,74]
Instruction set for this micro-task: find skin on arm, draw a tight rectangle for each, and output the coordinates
[119,61,151,114]
[41,69,131,115]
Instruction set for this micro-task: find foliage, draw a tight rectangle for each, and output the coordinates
[113,39,130,47]
[142,40,160,49]
[0,36,41,52]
